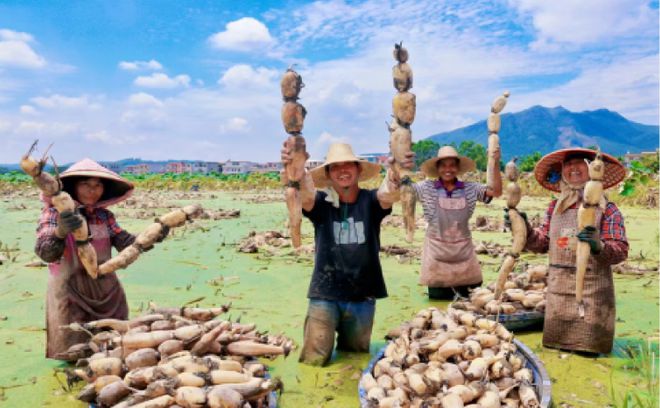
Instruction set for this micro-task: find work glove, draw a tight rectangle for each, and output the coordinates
[55,210,83,239]
[577,226,602,254]
[503,208,527,230]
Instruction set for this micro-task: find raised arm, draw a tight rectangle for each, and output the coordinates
[485,144,502,198]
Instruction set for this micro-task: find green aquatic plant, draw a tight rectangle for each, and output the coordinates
[610,339,659,408]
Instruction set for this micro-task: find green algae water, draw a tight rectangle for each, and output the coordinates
[0,191,657,407]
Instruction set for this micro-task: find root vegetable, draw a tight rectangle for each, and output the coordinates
[98,245,139,275]
[209,370,251,385]
[478,390,502,408]
[226,340,289,357]
[281,101,306,134]
[151,320,175,331]
[393,41,409,63]
[401,185,416,243]
[88,357,124,378]
[367,386,386,401]
[174,325,204,342]
[491,91,510,114]
[462,340,482,360]
[513,368,532,383]
[576,151,604,318]
[487,115,501,133]
[465,357,490,381]
[406,372,427,395]
[191,321,230,356]
[176,372,206,387]
[125,348,159,370]
[20,141,46,177]
[280,68,304,101]
[392,92,416,126]
[135,223,164,249]
[361,373,378,392]
[393,62,413,92]
[441,392,465,408]
[212,377,282,401]
[175,386,207,408]
[130,395,176,408]
[77,243,99,279]
[97,380,131,407]
[441,363,465,387]
[121,330,174,349]
[93,375,123,393]
[437,339,463,359]
[207,387,245,408]
[519,383,540,407]
[283,134,308,248]
[376,374,395,390]
[388,120,413,180]
[158,339,184,358]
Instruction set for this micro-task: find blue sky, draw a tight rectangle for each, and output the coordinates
[0,0,657,163]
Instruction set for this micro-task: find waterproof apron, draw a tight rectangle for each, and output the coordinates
[544,206,615,354]
[420,187,481,287]
[46,221,128,358]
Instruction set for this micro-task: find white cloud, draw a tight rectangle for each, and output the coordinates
[220,117,250,133]
[0,31,46,68]
[0,29,34,42]
[208,17,274,52]
[85,130,113,143]
[0,118,11,133]
[118,59,163,71]
[14,120,79,137]
[31,94,99,110]
[20,105,38,115]
[128,92,163,107]
[509,0,657,47]
[134,73,191,89]
[219,64,278,89]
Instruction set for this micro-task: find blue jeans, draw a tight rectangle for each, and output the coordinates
[299,298,375,366]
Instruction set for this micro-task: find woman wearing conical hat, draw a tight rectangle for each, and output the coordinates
[281,142,412,366]
[509,148,628,354]
[34,158,166,359]
[413,145,502,300]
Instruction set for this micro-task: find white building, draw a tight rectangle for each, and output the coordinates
[222,161,257,174]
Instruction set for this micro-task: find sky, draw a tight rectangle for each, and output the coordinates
[0,0,658,163]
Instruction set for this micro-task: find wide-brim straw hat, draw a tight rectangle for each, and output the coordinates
[61,158,134,206]
[534,148,626,192]
[421,145,476,178]
[310,143,382,188]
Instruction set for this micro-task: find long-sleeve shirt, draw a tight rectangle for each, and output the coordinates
[35,206,135,263]
[525,199,628,265]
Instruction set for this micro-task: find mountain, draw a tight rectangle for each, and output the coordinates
[426,106,659,158]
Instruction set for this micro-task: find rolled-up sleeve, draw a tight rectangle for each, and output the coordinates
[105,210,136,251]
[595,202,628,265]
[35,207,65,263]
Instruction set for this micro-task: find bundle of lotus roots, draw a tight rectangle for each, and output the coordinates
[452,265,548,315]
[59,304,292,408]
[364,307,541,407]
[389,42,417,243]
[280,67,308,249]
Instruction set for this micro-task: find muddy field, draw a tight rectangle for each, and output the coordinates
[0,189,657,407]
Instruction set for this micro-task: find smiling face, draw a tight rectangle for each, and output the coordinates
[562,157,589,185]
[436,158,460,183]
[328,161,361,190]
[75,177,104,206]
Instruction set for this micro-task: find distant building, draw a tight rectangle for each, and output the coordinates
[253,162,282,173]
[101,162,122,173]
[623,150,658,167]
[166,162,192,174]
[305,159,324,170]
[223,161,257,174]
[124,164,150,175]
[190,161,222,174]
[358,153,389,164]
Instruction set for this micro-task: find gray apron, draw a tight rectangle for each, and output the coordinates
[543,206,615,354]
[46,221,128,358]
[420,188,481,287]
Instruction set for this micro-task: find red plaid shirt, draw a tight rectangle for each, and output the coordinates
[526,199,628,265]
[37,206,124,239]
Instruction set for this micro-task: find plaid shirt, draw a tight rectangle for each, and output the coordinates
[526,199,628,265]
[36,206,124,239]
[36,206,133,263]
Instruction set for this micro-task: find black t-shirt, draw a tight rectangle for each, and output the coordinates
[302,189,391,301]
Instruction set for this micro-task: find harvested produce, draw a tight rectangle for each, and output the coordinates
[280,67,308,249]
[366,307,541,407]
[64,304,290,407]
[452,264,548,316]
[495,156,528,300]
[576,151,605,318]
[389,42,416,243]
[486,91,508,192]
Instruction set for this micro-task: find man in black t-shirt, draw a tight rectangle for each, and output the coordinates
[281,142,413,366]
